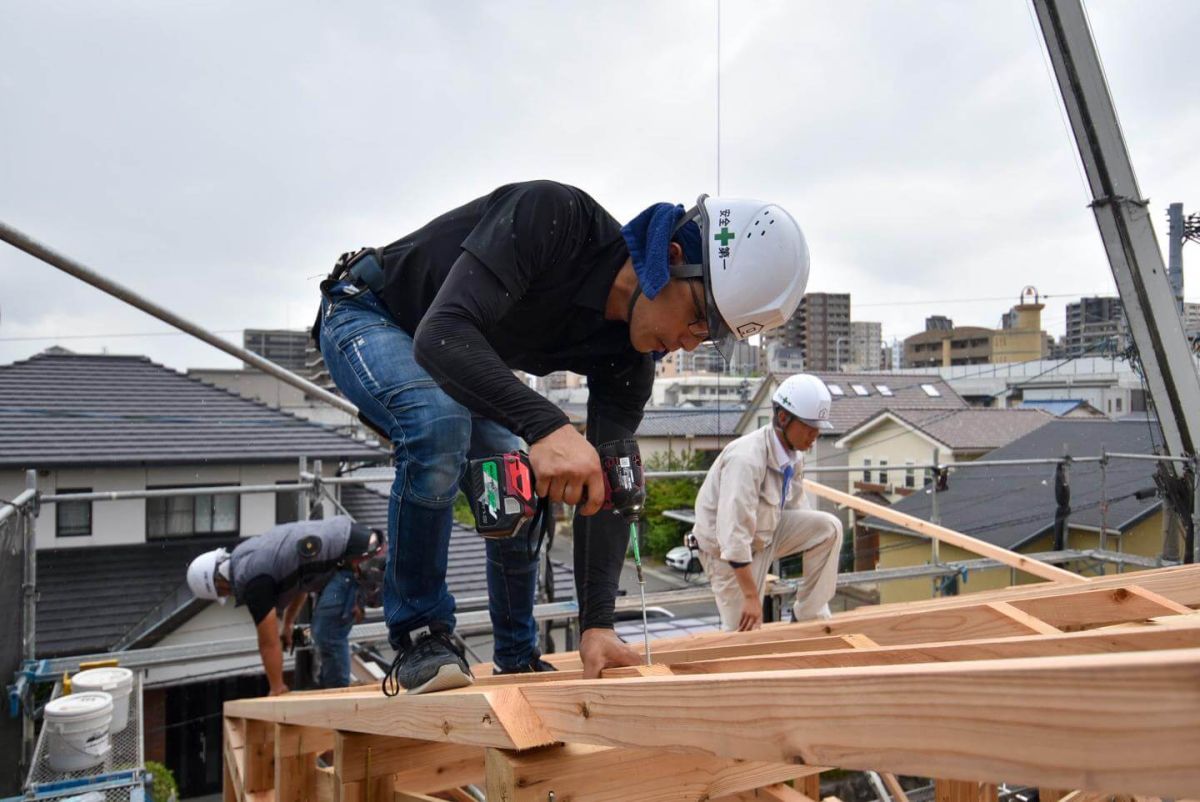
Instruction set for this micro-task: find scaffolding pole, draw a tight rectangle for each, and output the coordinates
[0,219,358,417]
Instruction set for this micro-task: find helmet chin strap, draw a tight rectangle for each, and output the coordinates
[626,283,643,324]
[775,411,801,452]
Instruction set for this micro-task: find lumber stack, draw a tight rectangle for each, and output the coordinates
[224,564,1200,801]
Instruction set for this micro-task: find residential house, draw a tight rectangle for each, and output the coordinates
[0,349,387,796]
[858,419,1170,605]
[1017,399,1107,418]
[636,407,742,467]
[834,408,1054,504]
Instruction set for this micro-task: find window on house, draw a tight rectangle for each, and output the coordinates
[875,384,893,396]
[920,384,941,397]
[757,415,770,428]
[56,489,92,537]
[905,460,916,488]
[827,384,845,396]
[147,487,240,538]
[1115,397,1123,412]
[276,481,300,525]
[862,458,872,483]
[850,384,869,396]
[878,459,889,485]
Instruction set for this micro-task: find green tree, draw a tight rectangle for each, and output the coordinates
[641,448,707,559]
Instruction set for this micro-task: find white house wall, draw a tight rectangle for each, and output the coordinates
[145,602,269,687]
[10,462,339,550]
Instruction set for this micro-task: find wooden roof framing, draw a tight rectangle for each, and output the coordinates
[225,563,1200,800]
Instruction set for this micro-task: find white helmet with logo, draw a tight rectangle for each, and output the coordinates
[772,374,834,430]
[670,195,809,357]
[187,547,231,604]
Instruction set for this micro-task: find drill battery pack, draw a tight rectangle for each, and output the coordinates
[466,452,537,538]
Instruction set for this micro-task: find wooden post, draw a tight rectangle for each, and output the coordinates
[276,724,334,802]
[244,719,276,794]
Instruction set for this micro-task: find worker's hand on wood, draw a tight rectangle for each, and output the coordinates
[579,628,640,678]
[268,683,290,697]
[738,593,764,632]
[530,424,605,516]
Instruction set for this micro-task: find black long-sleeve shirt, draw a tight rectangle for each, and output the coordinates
[373,180,653,629]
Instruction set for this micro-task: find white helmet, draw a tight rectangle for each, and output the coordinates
[772,374,834,430]
[671,195,809,357]
[187,547,231,604]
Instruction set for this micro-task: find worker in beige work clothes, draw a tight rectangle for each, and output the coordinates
[693,374,843,631]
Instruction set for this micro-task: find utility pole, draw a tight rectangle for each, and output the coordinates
[1167,203,1186,317]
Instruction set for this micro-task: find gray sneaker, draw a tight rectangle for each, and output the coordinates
[382,629,473,696]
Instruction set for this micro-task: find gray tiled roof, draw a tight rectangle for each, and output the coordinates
[636,408,744,438]
[36,536,237,658]
[861,419,1162,550]
[0,350,386,467]
[808,373,968,435]
[339,484,575,604]
[857,407,1055,452]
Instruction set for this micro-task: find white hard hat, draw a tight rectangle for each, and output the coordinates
[772,374,834,430]
[670,195,809,357]
[187,547,230,604]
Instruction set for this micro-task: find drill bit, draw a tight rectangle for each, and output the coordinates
[628,519,651,665]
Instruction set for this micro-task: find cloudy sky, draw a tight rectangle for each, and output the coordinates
[2,1,1198,371]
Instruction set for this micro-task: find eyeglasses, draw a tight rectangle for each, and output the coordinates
[686,280,710,339]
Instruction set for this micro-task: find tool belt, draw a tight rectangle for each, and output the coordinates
[328,247,385,294]
[311,247,384,343]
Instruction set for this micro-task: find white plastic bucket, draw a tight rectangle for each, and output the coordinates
[44,692,113,772]
[71,668,134,732]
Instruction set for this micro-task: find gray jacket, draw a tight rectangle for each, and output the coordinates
[230,516,355,610]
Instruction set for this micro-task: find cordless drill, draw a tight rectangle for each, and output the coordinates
[466,439,651,663]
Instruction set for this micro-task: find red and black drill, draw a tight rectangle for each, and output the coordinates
[465,439,651,662]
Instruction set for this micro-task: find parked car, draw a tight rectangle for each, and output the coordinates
[665,532,702,574]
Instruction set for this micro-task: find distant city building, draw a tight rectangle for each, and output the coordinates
[992,288,1049,364]
[1184,302,1200,334]
[904,325,993,368]
[243,329,310,373]
[797,293,852,372]
[766,343,805,374]
[657,341,760,376]
[535,371,585,394]
[925,315,953,332]
[1065,296,1126,357]
[848,321,882,371]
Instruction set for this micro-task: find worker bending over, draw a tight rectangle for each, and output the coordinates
[186,516,384,695]
[312,181,811,693]
[693,374,843,631]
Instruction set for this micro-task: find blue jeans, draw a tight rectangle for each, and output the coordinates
[312,568,356,688]
[317,281,541,670]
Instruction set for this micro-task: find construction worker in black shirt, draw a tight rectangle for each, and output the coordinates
[312,181,811,693]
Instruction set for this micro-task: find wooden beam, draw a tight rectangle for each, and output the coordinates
[514,648,1200,796]
[986,602,1062,635]
[392,793,441,802]
[226,686,554,750]
[1009,586,1193,631]
[797,772,822,799]
[802,479,1086,584]
[223,718,247,802]
[484,743,824,802]
[335,732,483,793]
[609,582,1191,659]
[880,773,910,802]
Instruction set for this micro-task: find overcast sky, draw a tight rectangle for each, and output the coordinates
[2,1,1198,371]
